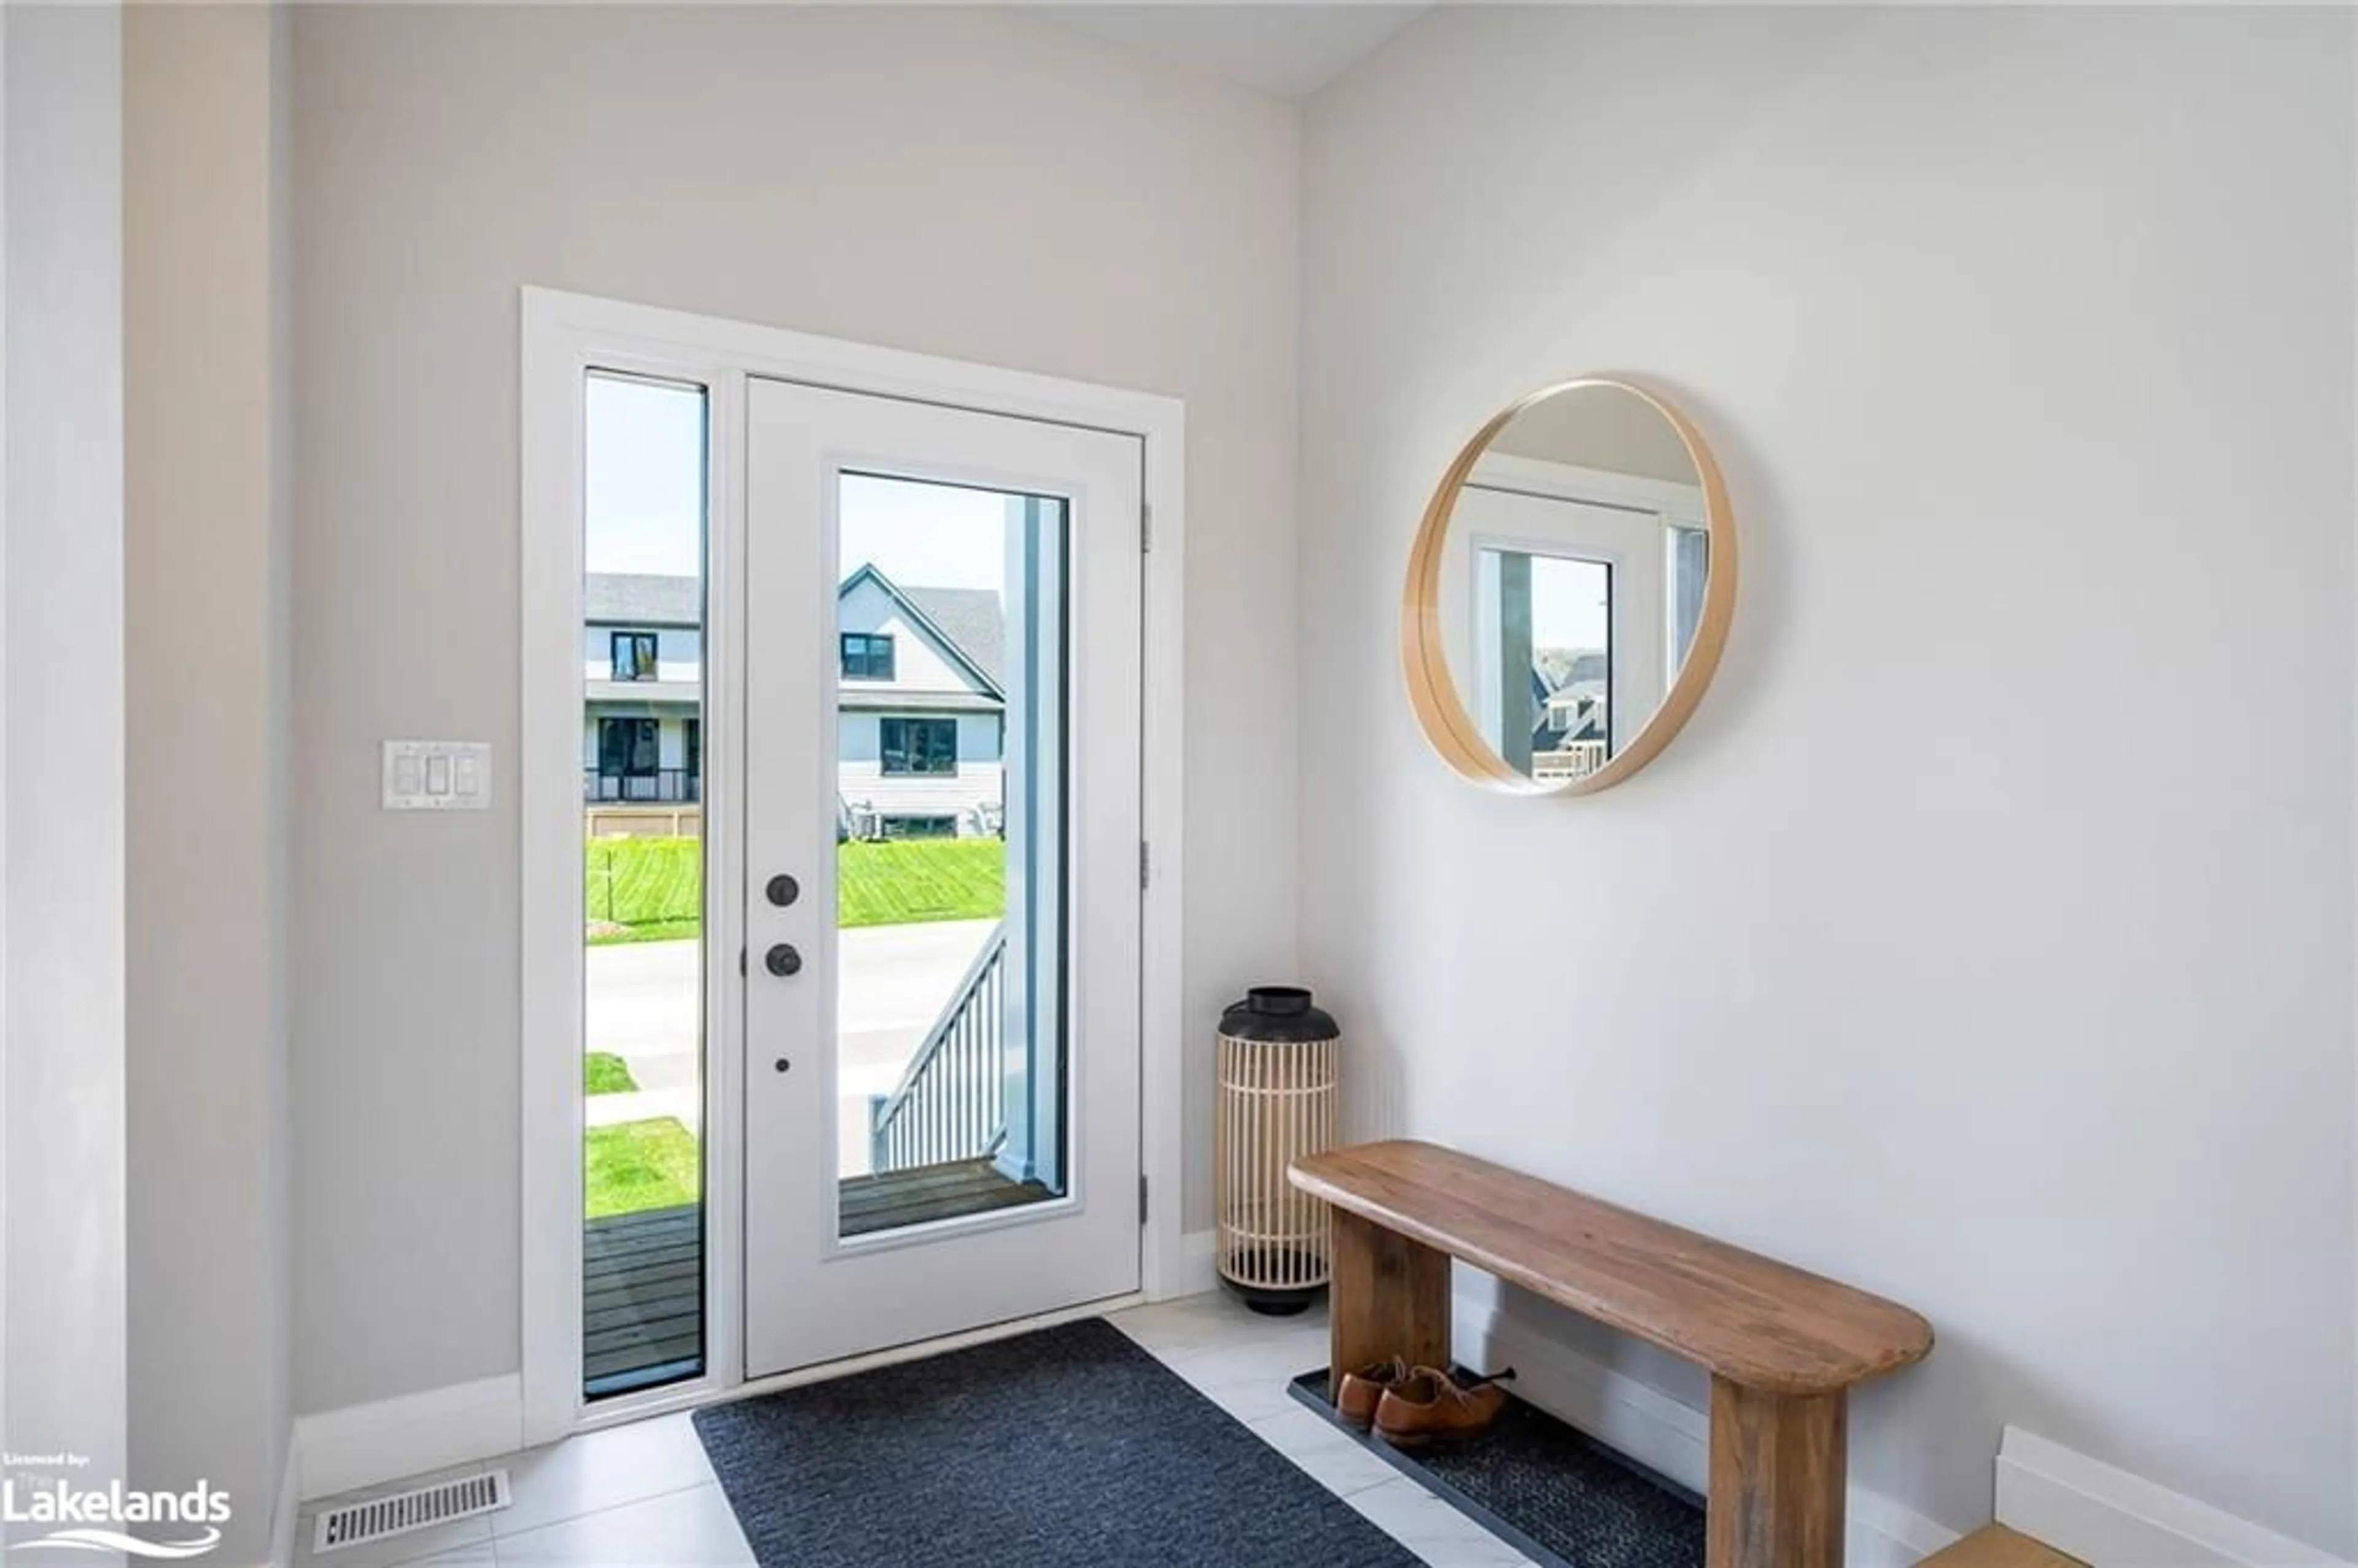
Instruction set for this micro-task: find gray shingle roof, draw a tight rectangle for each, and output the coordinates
[584,570,1005,692]
[586,573,701,627]
[899,584,1004,691]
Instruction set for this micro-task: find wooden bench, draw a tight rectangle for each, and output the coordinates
[1290,1140,1934,1568]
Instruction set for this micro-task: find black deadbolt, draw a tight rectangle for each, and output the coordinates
[765,873,800,908]
[764,942,803,977]
[774,1057,792,1074]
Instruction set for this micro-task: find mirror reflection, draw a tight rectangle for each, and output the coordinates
[1436,384,1710,783]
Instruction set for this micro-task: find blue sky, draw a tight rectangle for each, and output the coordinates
[585,375,1011,594]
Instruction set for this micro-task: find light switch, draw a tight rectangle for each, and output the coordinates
[383,741,491,810]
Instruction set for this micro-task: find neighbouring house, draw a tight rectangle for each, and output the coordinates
[582,565,1005,839]
[1530,651,1609,783]
[583,573,703,833]
[835,563,1005,840]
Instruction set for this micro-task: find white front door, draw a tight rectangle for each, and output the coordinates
[741,378,1143,1376]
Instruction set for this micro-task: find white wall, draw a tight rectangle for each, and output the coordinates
[293,5,1298,1416]
[1490,394,1694,484]
[1299,6,2356,1554]
[1,0,127,1507]
[124,9,294,1556]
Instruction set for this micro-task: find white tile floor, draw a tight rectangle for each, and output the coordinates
[298,1291,1536,1568]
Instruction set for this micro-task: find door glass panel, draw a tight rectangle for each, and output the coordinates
[1477,546,1613,783]
[581,371,706,1398]
[835,473,1068,1238]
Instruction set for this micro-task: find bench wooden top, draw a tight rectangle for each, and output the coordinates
[1290,1140,1933,1396]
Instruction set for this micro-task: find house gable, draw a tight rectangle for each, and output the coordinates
[836,564,1005,703]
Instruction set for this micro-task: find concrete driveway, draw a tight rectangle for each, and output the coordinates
[585,918,998,1176]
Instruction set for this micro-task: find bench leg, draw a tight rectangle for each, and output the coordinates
[1326,1209,1450,1401]
[1706,1376,1845,1568]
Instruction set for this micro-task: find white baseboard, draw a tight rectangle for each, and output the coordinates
[1452,1295,1959,1568]
[1174,1228,1220,1299]
[1996,1426,2353,1568]
[294,1374,524,1502]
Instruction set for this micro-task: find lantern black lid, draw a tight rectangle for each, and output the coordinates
[1220,985,1339,1044]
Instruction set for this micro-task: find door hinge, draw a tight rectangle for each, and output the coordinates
[1141,502,1153,553]
[1139,840,1150,891]
[1139,1174,1150,1225]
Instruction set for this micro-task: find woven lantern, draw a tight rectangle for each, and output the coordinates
[1215,987,1340,1315]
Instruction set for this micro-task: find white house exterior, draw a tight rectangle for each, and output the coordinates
[582,567,1005,838]
[834,565,1006,839]
[583,574,702,818]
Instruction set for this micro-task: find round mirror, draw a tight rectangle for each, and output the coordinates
[1402,379,1737,794]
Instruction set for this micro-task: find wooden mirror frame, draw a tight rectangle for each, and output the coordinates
[1401,378,1738,796]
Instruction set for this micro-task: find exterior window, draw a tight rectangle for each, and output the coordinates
[880,716,957,776]
[610,631,658,681]
[599,716,659,778]
[881,815,958,840]
[683,718,701,794]
[840,632,895,681]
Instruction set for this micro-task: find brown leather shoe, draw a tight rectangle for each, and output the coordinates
[1335,1356,1409,1429]
[1372,1367,1510,1448]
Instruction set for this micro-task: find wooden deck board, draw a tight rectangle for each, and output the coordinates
[583,1203,707,1398]
[586,1241,701,1279]
[578,1162,1056,1395]
[585,1259,699,1302]
[585,1337,703,1385]
[839,1158,1052,1236]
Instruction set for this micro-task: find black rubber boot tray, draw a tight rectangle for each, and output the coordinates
[1286,1367,1705,1568]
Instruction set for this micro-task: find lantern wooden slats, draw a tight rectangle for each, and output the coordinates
[1215,990,1338,1313]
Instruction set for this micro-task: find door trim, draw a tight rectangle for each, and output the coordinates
[519,287,1187,1445]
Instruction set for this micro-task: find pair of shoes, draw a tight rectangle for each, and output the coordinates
[1335,1356,1408,1430]
[1372,1367,1512,1449]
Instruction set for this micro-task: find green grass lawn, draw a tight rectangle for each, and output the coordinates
[838,839,1003,928]
[585,837,701,943]
[585,836,1003,943]
[585,1117,701,1219]
[585,1052,637,1096]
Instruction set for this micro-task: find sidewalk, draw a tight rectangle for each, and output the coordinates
[585,919,999,1171]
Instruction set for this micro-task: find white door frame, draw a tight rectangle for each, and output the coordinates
[519,286,1187,1445]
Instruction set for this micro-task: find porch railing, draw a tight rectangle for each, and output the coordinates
[1531,740,1608,782]
[868,923,1008,1174]
[583,767,700,804]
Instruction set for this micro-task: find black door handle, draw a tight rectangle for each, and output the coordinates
[764,943,803,978]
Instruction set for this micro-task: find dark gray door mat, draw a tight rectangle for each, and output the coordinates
[1286,1368,1705,1568]
[690,1318,1421,1567]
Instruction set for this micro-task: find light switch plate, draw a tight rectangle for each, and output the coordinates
[383,741,491,810]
